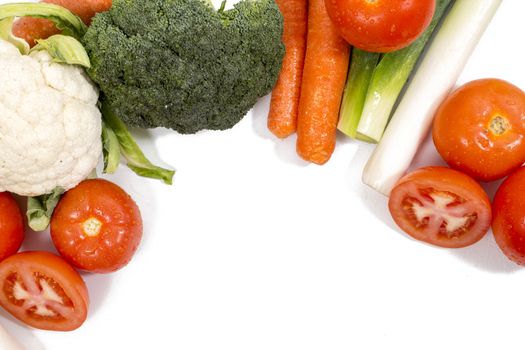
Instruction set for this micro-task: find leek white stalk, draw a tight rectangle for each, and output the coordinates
[355,0,453,143]
[0,323,24,350]
[362,0,503,196]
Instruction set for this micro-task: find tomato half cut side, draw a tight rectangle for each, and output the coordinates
[388,167,492,248]
[0,251,89,331]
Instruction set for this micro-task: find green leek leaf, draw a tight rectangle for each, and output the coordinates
[356,0,454,143]
[337,49,380,138]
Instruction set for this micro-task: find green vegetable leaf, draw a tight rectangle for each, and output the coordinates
[0,17,29,54]
[102,103,175,185]
[101,121,121,174]
[32,35,91,68]
[338,49,380,139]
[355,0,454,143]
[0,3,87,40]
[27,187,65,232]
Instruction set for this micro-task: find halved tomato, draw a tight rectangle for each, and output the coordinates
[388,167,492,248]
[0,251,89,331]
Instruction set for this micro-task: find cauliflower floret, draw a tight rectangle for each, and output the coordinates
[0,40,102,196]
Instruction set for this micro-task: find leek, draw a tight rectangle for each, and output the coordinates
[363,0,503,195]
[356,0,454,143]
[337,49,380,138]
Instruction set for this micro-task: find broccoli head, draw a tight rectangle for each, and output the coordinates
[83,0,284,134]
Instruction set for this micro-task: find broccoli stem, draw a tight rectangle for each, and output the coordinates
[203,0,227,12]
[218,0,227,13]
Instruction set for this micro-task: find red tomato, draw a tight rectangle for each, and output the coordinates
[389,167,492,248]
[492,167,525,266]
[324,0,436,52]
[51,179,143,274]
[433,79,525,182]
[0,193,24,262]
[0,251,89,331]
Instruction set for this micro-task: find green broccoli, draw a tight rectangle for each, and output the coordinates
[82,0,285,134]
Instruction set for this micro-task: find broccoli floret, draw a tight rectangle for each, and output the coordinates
[82,0,284,134]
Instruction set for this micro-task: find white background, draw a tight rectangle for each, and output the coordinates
[1,0,525,349]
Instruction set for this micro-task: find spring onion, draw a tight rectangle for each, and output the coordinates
[355,0,454,143]
[363,0,503,195]
[337,49,380,139]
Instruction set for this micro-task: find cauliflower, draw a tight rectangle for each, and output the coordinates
[0,39,102,196]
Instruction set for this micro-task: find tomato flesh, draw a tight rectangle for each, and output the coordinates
[401,188,478,239]
[5,272,74,321]
[389,167,491,248]
[51,179,143,274]
[0,251,89,331]
[324,0,436,52]
[433,79,525,181]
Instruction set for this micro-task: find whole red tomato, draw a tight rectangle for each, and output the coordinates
[433,79,525,182]
[51,179,143,274]
[492,167,525,266]
[0,192,24,262]
[0,251,89,331]
[324,0,436,52]
[389,167,491,248]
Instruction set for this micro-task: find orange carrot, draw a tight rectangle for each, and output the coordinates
[13,0,112,47]
[267,0,308,139]
[296,0,350,165]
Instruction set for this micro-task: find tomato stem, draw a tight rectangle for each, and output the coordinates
[82,218,102,237]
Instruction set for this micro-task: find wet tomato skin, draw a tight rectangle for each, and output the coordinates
[0,251,89,331]
[324,0,436,52]
[433,79,525,182]
[492,167,525,266]
[0,193,24,262]
[51,179,143,274]
[389,167,492,248]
